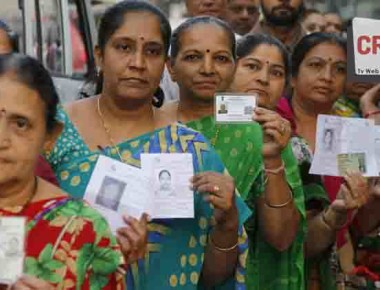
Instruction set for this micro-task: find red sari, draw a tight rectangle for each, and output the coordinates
[0,196,125,289]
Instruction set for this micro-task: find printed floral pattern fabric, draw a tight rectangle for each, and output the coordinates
[0,197,124,289]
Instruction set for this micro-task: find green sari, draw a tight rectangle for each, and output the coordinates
[187,116,306,290]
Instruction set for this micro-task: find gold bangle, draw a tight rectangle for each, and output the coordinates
[209,235,238,252]
[264,189,293,208]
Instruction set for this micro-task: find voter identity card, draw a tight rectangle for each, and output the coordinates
[84,155,153,233]
[141,153,194,219]
[215,93,257,123]
[0,217,26,285]
[337,153,367,176]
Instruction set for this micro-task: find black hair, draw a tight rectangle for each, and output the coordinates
[170,16,236,62]
[291,32,346,77]
[91,0,171,107]
[0,54,58,132]
[236,33,290,82]
[0,20,19,52]
[98,0,171,55]
[159,170,171,179]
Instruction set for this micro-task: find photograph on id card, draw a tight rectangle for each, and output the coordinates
[337,153,367,175]
[0,217,26,285]
[215,93,257,123]
[141,153,194,219]
[84,156,153,233]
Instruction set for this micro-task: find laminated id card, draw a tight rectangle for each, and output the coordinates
[215,93,257,123]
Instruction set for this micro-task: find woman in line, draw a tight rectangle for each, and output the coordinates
[335,83,380,290]
[227,33,306,290]
[0,19,57,185]
[276,32,369,290]
[0,53,124,289]
[160,17,304,289]
[44,1,250,289]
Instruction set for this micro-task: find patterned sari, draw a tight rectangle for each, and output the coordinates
[45,107,251,290]
[0,196,124,289]
[187,116,306,290]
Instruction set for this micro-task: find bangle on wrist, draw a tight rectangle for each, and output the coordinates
[364,110,380,119]
[264,189,293,208]
[209,234,238,252]
[264,160,285,175]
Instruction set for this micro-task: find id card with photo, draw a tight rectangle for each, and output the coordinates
[141,153,194,219]
[310,115,378,177]
[0,217,26,285]
[215,93,257,123]
[84,156,153,233]
[337,153,367,175]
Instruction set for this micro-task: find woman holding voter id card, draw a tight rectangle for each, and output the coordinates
[43,1,250,289]
[275,33,370,290]
[0,54,125,289]
[226,33,307,290]
[159,17,304,290]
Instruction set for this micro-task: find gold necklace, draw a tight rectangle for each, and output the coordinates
[96,96,126,163]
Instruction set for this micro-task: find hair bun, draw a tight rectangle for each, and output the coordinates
[152,86,165,108]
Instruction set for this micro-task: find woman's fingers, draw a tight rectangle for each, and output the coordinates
[264,128,283,142]
[116,233,132,255]
[344,173,359,198]
[203,193,231,211]
[123,215,148,242]
[347,171,369,203]
[12,276,53,290]
[196,184,224,198]
[253,109,278,123]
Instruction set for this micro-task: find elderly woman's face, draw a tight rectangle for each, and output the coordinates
[0,29,13,54]
[0,75,48,185]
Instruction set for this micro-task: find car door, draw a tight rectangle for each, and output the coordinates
[20,0,97,103]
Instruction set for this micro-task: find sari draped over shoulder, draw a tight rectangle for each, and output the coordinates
[187,116,306,290]
[278,97,338,290]
[44,107,251,290]
[0,197,124,289]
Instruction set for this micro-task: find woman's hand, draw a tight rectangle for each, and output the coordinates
[369,177,380,198]
[10,275,53,290]
[252,107,291,158]
[331,171,369,212]
[360,83,380,115]
[191,172,237,227]
[116,214,149,264]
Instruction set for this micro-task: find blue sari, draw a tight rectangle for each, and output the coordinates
[45,107,251,290]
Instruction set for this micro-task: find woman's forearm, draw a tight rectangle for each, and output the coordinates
[305,207,347,257]
[201,207,239,288]
[258,156,300,251]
